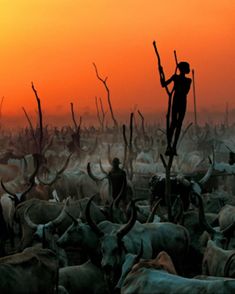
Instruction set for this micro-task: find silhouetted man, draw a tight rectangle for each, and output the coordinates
[161,61,192,156]
[108,157,127,201]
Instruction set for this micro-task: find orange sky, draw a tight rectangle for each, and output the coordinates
[0,0,234,127]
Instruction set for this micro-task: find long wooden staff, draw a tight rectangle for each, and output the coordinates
[192,69,198,127]
[174,50,178,73]
[153,41,172,146]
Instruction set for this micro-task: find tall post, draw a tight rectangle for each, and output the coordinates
[153,41,174,221]
[192,69,198,127]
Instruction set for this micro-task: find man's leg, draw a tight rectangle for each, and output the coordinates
[172,104,186,155]
[165,103,178,155]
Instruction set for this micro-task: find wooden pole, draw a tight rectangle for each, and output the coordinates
[192,69,198,127]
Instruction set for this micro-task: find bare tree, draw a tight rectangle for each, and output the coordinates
[93,63,118,130]
[122,113,134,181]
[31,82,43,154]
[22,82,44,156]
[137,109,146,136]
[95,96,106,132]
[153,41,178,221]
[70,102,82,149]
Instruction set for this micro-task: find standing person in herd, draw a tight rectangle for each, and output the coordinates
[161,61,192,156]
[108,157,127,204]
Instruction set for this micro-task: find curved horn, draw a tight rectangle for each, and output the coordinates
[50,198,69,227]
[196,193,216,235]
[22,156,28,177]
[85,194,104,237]
[117,200,137,240]
[1,180,17,197]
[65,210,78,225]
[99,159,109,176]
[87,162,106,182]
[28,154,40,183]
[113,182,125,208]
[224,252,235,277]
[1,179,35,203]
[37,153,72,186]
[146,199,162,223]
[24,204,38,230]
[109,182,125,221]
[199,150,215,187]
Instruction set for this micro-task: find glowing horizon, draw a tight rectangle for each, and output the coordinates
[0,0,234,127]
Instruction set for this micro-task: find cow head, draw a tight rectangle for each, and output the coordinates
[86,196,137,274]
[56,218,99,250]
[24,200,68,248]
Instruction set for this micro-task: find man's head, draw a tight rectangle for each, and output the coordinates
[112,157,120,168]
[178,61,190,74]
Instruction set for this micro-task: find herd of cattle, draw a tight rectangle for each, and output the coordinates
[1,123,235,293]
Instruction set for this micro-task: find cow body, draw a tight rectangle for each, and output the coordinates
[149,175,191,210]
[120,251,235,294]
[59,260,109,294]
[15,198,106,250]
[202,239,235,278]
[0,247,58,294]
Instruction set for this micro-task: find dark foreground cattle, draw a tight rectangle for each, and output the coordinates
[0,247,58,294]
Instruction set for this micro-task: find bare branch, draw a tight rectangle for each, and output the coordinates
[137,109,145,135]
[95,96,102,127]
[22,107,38,152]
[31,82,43,154]
[160,154,167,169]
[93,62,118,129]
[95,96,106,132]
[70,102,78,132]
[99,97,106,127]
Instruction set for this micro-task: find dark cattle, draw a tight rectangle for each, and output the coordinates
[149,175,191,210]
[0,247,58,294]
[149,158,214,210]
[59,260,109,294]
[119,251,235,294]
[15,197,106,250]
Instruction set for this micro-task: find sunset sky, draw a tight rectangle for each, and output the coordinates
[0,0,234,127]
